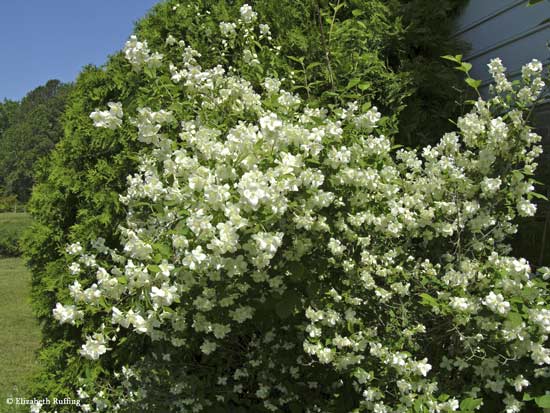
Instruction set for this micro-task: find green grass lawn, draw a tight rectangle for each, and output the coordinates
[0,213,32,257]
[0,257,40,413]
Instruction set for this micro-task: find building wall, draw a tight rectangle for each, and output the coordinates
[456,1,550,266]
[455,0,550,92]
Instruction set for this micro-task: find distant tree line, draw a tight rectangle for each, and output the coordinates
[0,80,72,210]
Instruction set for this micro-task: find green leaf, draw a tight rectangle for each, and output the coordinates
[512,170,525,180]
[441,54,462,63]
[529,192,548,201]
[361,102,372,112]
[460,397,483,411]
[148,264,161,273]
[153,243,171,257]
[288,55,305,64]
[528,0,544,5]
[507,312,523,327]
[419,293,439,308]
[331,2,345,12]
[465,78,482,89]
[523,393,533,401]
[413,399,426,412]
[346,78,361,90]
[535,395,550,408]
[455,62,472,73]
[306,62,322,71]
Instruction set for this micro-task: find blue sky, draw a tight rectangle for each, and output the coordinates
[0,1,161,101]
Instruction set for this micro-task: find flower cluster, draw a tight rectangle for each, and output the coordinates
[89,102,123,130]
[49,5,549,413]
[123,34,163,71]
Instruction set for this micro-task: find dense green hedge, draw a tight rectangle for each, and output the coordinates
[0,213,32,257]
[23,0,467,404]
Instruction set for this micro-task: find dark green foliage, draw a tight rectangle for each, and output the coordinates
[0,80,72,202]
[0,99,19,136]
[394,0,470,145]
[0,213,32,257]
[23,0,468,406]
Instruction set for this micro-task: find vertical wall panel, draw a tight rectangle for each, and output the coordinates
[455,0,550,92]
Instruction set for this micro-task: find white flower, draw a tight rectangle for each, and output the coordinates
[252,232,284,255]
[53,303,83,325]
[482,291,510,315]
[150,283,179,307]
[123,35,163,70]
[510,375,530,392]
[80,334,109,360]
[530,308,550,333]
[182,246,208,270]
[237,170,270,209]
[239,4,257,23]
[413,358,432,376]
[488,58,512,93]
[66,242,83,255]
[158,260,175,278]
[230,306,254,323]
[530,343,550,365]
[111,306,129,328]
[518,199,536,217]
[90,102,123,129]
[263,78,281,93]
[165,34,177,45]
[219,22,237,38]
[243,49,260,66]
[488,58,506,76]
[439,398,459,412]
[480,177,501,196]
[126,309,154,334]
[522,59,543,79]
[201,340,217,354]
[449,296,477,313]
[538,266,550,280]
[328,238,346,256]
[212,323,231,339]
[503,394,523,413]
[354,107,381,131]
[259,112,282,132]
[30,402,42,413]
[259,24,271,37]
[69,262,81,275]
[69,280,85,302]
[256,384,270,399]
[317,347,334,364]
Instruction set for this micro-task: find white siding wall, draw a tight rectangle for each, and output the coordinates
[455,0,550,90]
[455,2,550,266]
